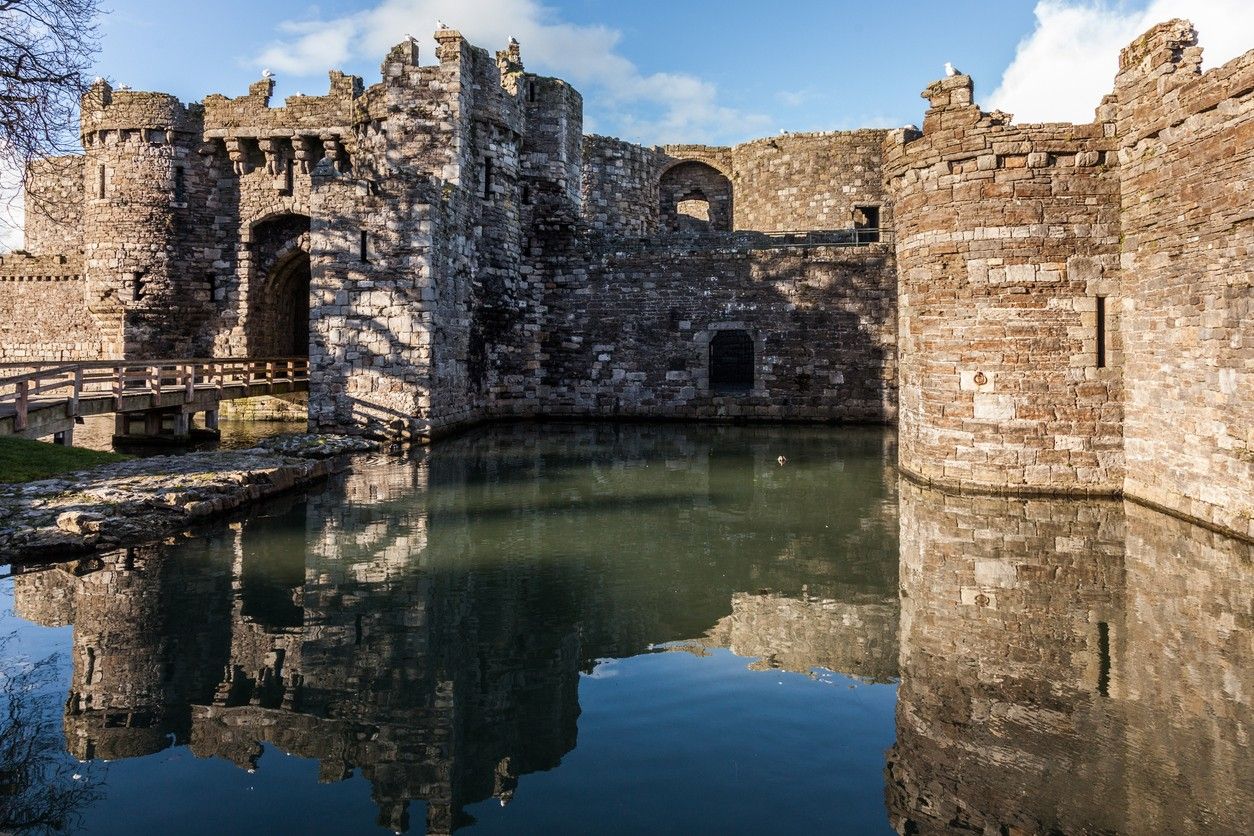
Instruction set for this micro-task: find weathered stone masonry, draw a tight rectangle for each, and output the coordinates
[6,20,1251,537]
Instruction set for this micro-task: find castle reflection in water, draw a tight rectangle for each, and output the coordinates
[10,425,1252,834]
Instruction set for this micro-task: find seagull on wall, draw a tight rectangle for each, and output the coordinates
[436,20,449,29]
[944,62,960,77]
[509,36,519,45]
[262,69,274,79]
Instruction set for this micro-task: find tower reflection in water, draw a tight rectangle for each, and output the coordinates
[8,424,1251,834]
[890,482,1252,835]
[12,424,901,834]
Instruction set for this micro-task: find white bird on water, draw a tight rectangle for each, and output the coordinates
[944,62,960,77]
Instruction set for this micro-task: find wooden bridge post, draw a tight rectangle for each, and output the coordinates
[148,364,161,406]
[67,366,83,418]
[15,378,28,432]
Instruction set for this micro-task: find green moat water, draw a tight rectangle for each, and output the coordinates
[1,423,1249,834]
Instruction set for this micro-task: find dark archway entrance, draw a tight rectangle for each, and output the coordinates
[710,330,754,394]
[248,214,312,357]
[268,250,311,356]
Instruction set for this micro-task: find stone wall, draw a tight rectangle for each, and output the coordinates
[1114,20,1254,539]
[0,254,105,361]
[217,392,309,422]
[506,239,897,423]
[580,135,666,235]
[659,159,733,232]
[731,131,889,232]
[580,133,889,236]
[886,76,1124,494]
[24,155,84,256]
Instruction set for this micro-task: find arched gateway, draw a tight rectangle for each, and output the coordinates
[247,214,312,357]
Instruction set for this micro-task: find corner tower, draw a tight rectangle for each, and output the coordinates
[885,75,1124,494]
[81,80,212,357]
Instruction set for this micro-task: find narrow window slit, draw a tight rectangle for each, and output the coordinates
[173,165,186,203]
[484,157,494,201]
[360,229,369,263]
[1097,621,1111,697]
[1096,295,1107,369]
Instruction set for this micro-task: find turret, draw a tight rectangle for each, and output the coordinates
[884,71,1123,494]
[80,79,211,357]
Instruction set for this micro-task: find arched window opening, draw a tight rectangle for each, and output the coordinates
[676,192,712,232]
[659,161,732,233]
[709,330,754,394]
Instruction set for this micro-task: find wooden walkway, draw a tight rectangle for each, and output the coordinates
[0,358,309,442]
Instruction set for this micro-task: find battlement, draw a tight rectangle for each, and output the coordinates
[203,70,364,137]
[80,79,202,141]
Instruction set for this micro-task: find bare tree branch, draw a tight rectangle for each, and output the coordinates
[0,0,102,242]
[0,630,105,833]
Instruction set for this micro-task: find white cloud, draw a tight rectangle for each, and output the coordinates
[776,89,815,108]
[988,0,1254,123]
[254,0,769,145]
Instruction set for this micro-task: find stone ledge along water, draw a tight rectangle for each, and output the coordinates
[0,434,379,559]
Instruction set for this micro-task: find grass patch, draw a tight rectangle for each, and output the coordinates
[0,436,131,484]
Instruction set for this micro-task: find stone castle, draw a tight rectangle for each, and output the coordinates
[1,19,1250,540]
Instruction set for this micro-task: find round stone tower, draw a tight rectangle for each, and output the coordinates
[885,75,1124,494]
[80,79,208,358]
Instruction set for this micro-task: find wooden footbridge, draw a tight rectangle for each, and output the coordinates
[0,358,309,445]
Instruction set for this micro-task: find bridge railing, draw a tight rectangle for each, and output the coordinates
[0,357,309,432]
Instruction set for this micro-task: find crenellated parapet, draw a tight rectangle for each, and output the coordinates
[80,82,203,145]
[203,71,364,177]
[885,72,1124,495]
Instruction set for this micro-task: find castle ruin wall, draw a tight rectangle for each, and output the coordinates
[886,76,1125,495]
[23,154,85,257]
[0,253,105,362]
[6,21,1252,538]
[1114,20,1254,539]
[518,239,897,423]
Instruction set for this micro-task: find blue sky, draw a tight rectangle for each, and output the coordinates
[77,0,1254,145]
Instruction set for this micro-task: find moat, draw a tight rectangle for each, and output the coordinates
[1,424,1249,834]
